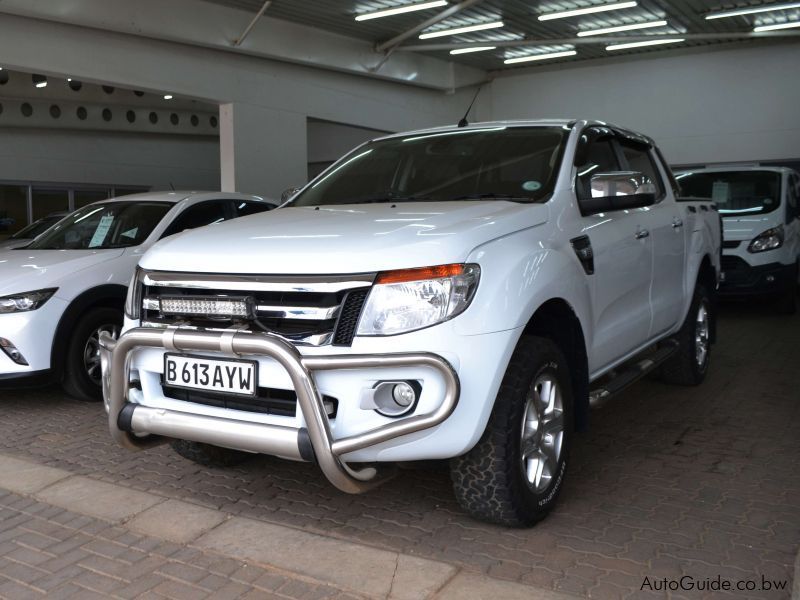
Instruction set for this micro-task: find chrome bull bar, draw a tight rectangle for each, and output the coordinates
[98,327,459,494]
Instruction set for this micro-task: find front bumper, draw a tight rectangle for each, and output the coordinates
[99,327,459,494]
[719,259,796,296]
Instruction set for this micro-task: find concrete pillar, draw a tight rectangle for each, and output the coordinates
[219,102,307,200]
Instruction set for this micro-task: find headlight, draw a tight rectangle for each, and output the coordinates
[124,268,145,319]
[748,225,784,253]
[357,264,480,336]
[0,288,58,314]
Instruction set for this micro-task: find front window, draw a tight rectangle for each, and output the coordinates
[291,126,568,207]
[9,215,64,240]
[27,202,171,250]
[677,170,781,215]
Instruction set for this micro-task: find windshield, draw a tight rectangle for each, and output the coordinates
[10,215,64,240]
[290,126,568,206]
[27,202,171,250]
[677,170,782,215]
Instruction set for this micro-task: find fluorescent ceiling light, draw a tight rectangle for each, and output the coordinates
[35,82,47,88]
[606,38,684,50]
[419,21,504,39]
[504,49,577,64]
[163,94,173,100]
[539,1,637,21]
[450,46,496,54]
[356,0,447,21]
[706,2,800,20]
[754,20,800,31]
[578,19,668,37]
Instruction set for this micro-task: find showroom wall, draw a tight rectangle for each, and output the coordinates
[489,41,800,166]
[0,129,219,190]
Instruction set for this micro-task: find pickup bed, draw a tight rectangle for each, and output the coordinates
[101,119,721,526]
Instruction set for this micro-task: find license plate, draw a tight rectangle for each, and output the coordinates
[164,354,258,396]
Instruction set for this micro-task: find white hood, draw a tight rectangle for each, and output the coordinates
[0,248,124,296]
[722,213,779,242]
[141,202,548,274]
[0,239,31,251]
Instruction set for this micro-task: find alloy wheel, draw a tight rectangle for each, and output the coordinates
[520,374,564,493]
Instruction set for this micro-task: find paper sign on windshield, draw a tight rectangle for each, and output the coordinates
[88,215,114,248]
[711,181,729,204]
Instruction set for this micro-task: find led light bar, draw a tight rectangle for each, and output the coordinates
[419,21,503,39]
[606,38,684,51]
[355,0,448,21]
[706,2,800,20]
[538,1,637,21]
[450,45,497,54]
[504,49,577,64]
[754,20,800,31]
[577,19,668,37]
[160,296,249,317]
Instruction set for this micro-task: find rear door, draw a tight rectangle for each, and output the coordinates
[625,141,686,336]
[575,130,653,372]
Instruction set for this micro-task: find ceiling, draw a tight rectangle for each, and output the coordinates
[203,0,800,70]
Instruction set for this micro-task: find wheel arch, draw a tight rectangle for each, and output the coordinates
[51,285,127,378]
[522,298,590,432]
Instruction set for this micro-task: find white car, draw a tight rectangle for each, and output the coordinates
[102,121,720,526]
[677,166,800,313]
[1,212,71,251]
[0,191,275,399]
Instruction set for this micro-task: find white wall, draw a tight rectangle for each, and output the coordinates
[0,128,220,190]
[489,42,800,166]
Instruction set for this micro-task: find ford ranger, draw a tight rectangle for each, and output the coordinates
[100,120,721,526]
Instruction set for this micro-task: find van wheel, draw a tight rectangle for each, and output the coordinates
[657,284,712,386]
[62,307,121,402]
[450,336,572,527]
[171,441,252,468]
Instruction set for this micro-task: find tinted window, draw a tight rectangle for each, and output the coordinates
[576,139,620,201]
[28,202,171,250]
[619,141,664,199]
[677,171,781,215]
[10,215,63,240]
[162,200,229,238]
[291,127,568,206]
[235,200,272,217]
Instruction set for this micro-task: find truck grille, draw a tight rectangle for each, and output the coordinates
[139,271,374,346]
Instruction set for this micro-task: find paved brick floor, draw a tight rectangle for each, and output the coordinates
[0,304,798,599]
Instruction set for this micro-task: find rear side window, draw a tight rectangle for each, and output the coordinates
[619,141,665,200]
[161,200,230,238]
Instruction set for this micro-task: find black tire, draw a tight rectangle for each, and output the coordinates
[450,336,573,527]
[62,307,121,402]
[171,440,252,468]
[657,284,712,386]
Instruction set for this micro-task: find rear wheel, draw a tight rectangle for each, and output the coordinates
[658,284,712,386]
[450,336,572,526]
[171,440,253,468]
[62,307,121,401]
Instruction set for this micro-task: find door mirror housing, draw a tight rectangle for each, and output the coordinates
[580,171,656,215]
[281,186,302,204]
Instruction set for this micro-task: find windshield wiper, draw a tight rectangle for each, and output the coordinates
[449,193,534,201]
[346,195,431,204]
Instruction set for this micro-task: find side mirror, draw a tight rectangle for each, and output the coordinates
[281,186,302,203]
[580,171,656,215]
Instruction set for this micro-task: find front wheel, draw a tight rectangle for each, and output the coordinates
[450,336,572,527]
[657,283,712,386]
[62,307,121,401]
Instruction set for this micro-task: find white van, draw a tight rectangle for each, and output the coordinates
[677,166,800,313]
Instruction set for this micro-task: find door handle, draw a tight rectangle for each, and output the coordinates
[672,218,684,229]
[635,229,650,240]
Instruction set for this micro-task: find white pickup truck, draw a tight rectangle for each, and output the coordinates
[101,120,721,526]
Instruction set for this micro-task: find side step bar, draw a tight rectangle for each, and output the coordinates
[589,340,679,408]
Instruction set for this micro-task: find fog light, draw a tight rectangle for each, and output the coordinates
[392,382,416,407]
[765,275,775,283]
[0,338,28,366]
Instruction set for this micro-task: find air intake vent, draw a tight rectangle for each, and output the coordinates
[333,289,369,346]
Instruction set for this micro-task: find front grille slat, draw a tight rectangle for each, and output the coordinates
[140,272,374,347]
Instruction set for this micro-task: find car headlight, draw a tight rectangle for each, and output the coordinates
[0,288,58,314]
[357,264,480,336]
[748,225,784,253]
[124,268,145,319]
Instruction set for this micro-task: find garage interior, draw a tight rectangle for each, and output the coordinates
[0,1,798,599]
